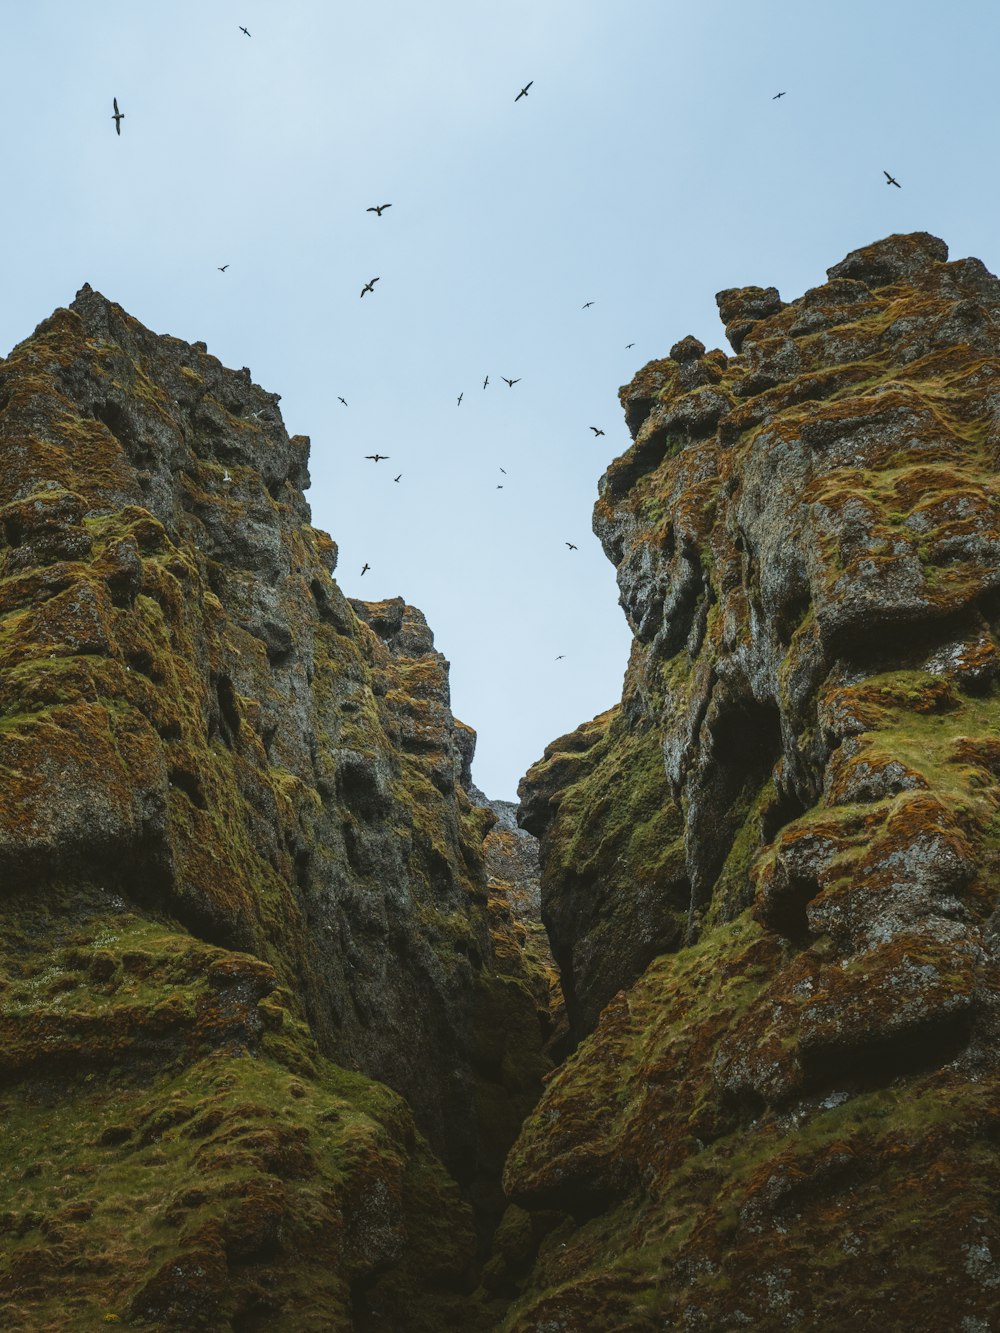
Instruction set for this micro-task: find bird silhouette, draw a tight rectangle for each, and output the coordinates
[483,375,489,389]
[361,277,380,297]
[218,264,229,272]
[582,301,595,309]
[393,474,402,482]
[457,392,463,406]
[499,467,507,474]
[590,426,605,436]
[366,204,392,216]
[555,654,565,660]
[515,81,533,102]
[772,91,786,99]
[884,170,901,188]
[497,484,503,489]
[365,453,390,462]
[239,25,251,37]
[502,377,520,388]
[626,342,635,349]
[361,563,370,576]
[565,542,578,550]
[338,396,348,407]
[112,98,124,135]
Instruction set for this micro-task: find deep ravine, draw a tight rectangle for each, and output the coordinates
[4,231,1000,1331]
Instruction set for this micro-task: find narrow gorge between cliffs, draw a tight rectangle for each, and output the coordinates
[3,231,1000,1331]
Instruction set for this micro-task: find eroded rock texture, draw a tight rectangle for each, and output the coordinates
[0,288,551,1329]
[505,234,1000,1328]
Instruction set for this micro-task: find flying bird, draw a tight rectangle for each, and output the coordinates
[515,81,533,102]
[361,277,380,297]
[365,453,390,462]
[217,264,229,272]
[772,91,786,99]
[239,25,251,37]
[499,467,506,474]
[457,392,463,406]
[393,474,402,482]
[366,204,392,216]
[590,426,605,436]
[565,542,578,550]
[884,170,901,188]
[338,396,348,406]
[497,484,503,489]
[626,342,635,348]
[502,377,520,388]
[582,301,594,309]
[555,654,565,660]
[361,563,370,576]
[112,98,124,135]
[483,375,489,389]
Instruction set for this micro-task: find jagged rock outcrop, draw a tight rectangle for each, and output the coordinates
[0,288,552,1328]
[471,788,566,1059]
[504,234,1000,1328]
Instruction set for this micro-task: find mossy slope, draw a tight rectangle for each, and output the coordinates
[0,900,484,1332]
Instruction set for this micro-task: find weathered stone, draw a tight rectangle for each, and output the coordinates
[669,334,706,363]
[0,287,553,1328]
[715,284,786,352]
[505,233,1000,1330]
[827,230,949,287]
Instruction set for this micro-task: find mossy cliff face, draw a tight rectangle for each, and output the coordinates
[505,234,1000,1327]
[0,288,550,1328]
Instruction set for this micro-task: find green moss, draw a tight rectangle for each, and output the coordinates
[543,710,684,889]
[706,778,778,926]
[503,904,1000,1329]
[0,898,479,1331]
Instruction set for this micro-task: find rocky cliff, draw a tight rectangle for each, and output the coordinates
[0,288,551,1329]
[502,233,1000,1328]
[5,232,1000,1332]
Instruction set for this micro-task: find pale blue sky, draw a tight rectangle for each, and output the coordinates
[4,1,999,797]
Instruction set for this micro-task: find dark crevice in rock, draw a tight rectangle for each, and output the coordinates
[335,753,391,821]
[1,513,24,547]
[168,766,206,809]
[308,576,353,634]
[125,647,157,677]
[757,865,816,943]
[601,430,678,502]
[760,780,809,846]
[264,637,294,669]
[832,606,988,681]
[293,847,311,896]
[799,1009,974,1095]
[214,673,241,746]
[92,400,155,469]
[687,699,784,923]
[774,588,812,648]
